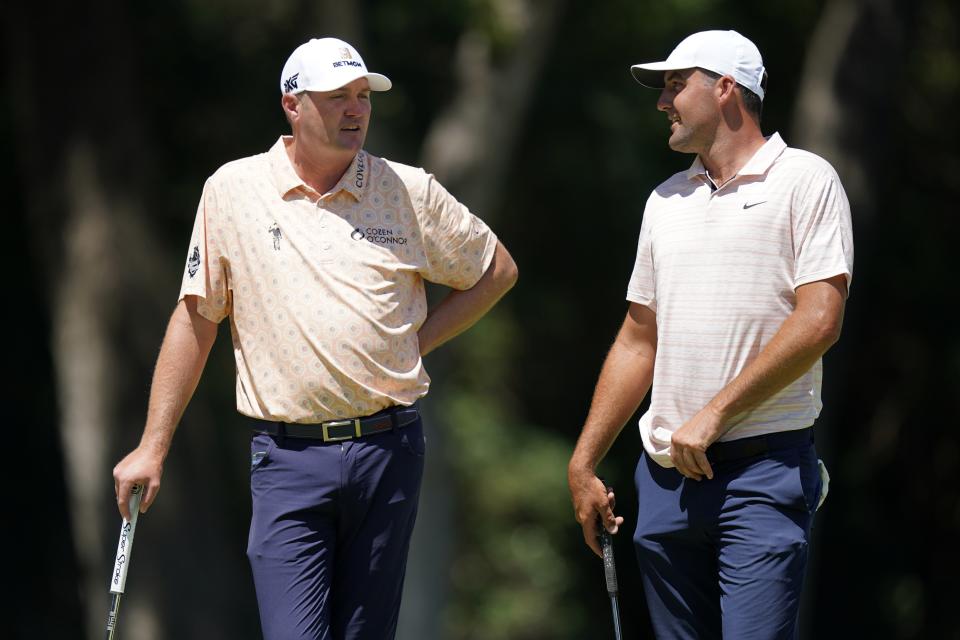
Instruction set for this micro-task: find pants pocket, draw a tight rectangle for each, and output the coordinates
[794,445,821,514]
[398,419,425,457]
[250,433,276,472]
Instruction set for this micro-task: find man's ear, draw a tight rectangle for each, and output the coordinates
[716,75,738,106]
[281,93,301,123]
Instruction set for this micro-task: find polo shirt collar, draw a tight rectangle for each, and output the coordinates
[269,136,304,197]
[268,136,368,201]
[684,132,788,182]
[328,150,368,201]
[738,132,787,176]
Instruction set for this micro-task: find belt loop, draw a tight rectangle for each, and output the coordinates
[277,421,286,446]
[388,406,398,429]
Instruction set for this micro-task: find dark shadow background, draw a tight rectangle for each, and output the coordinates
[5,0,959,638]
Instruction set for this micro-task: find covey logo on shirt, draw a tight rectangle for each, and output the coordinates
[355,153,366,188]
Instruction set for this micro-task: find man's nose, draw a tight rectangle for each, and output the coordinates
[656,90,672,112]
[345,96,369,116]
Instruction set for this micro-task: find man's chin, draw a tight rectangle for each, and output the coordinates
[338,131,367,150]
[667,135,696,154]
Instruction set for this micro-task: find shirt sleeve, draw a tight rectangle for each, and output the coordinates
[792,164,854,294]
[626,198,657,311]
[417,174,497,290]
[178,177,232,322]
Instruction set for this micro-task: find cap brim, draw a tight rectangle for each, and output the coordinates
[301,71,393,93]
[365,73,392,91]
[630,62,681,89]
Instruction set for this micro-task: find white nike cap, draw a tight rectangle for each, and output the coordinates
[630,30,766,100]
[280,37,392,94]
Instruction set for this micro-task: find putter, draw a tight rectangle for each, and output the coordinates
[597,500,623,640]
[105,484,143,640]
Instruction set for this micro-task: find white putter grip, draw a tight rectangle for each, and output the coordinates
[109,484,143,595]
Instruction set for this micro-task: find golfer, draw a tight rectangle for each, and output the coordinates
[113,37,517,639]
[568,30,852,638]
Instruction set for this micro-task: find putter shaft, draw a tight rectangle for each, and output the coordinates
[609,595,623,640]
[105,593,122,640]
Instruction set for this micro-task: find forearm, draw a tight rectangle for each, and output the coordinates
[139,297,218,460]
[570,304,657,473]
[418,241,518,356]
[570,338,654,472]
[707,278,846,429]
[113,297,218,516]
[568,304,656,551]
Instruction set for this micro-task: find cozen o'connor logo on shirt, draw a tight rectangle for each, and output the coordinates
[351,227,408,245]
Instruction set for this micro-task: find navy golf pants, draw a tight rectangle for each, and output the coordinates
[247,416,425,640]
[634,438,822,640]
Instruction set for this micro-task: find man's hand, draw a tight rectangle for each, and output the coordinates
[669,404,725,481]
[113,447,164,520]
[569,467,624,558]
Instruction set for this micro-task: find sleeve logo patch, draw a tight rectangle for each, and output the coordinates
[187,246,201,278]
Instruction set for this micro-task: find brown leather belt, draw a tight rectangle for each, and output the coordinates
[250,405,419,443]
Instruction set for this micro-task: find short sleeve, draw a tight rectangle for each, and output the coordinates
[792,165,854,294]
[418,174,497,289]
[626,199,657,311]
[178,178,232,322]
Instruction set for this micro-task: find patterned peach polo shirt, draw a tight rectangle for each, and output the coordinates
[179,136,497,423]
[626,133,853,467]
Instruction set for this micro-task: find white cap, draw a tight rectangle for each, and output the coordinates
[631,30,766,100]
[280,37,392,94]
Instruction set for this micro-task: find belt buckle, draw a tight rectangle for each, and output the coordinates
[322,418,362,442]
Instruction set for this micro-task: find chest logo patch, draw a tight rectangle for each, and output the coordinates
[743,200,767,209]
[351,227,408,245]
[268,223,283,250]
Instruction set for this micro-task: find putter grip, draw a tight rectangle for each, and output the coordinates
[600,529,619,595]
[109,484,143,595]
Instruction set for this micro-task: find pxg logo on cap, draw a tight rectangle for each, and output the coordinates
[280,37,392,95]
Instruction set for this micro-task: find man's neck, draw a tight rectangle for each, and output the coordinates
[698,130,767,187]
[284,136,355,195]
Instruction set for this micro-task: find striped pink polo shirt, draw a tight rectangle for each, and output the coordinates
[626,133,854,467]
[179,136,497,423]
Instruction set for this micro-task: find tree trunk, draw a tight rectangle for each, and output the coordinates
[400,2,565,638]
[789,1,868,637]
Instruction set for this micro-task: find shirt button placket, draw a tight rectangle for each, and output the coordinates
[317,198,333,255]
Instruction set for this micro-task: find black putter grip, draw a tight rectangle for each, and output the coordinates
[595,478,619,595]
[599,526,619,595]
